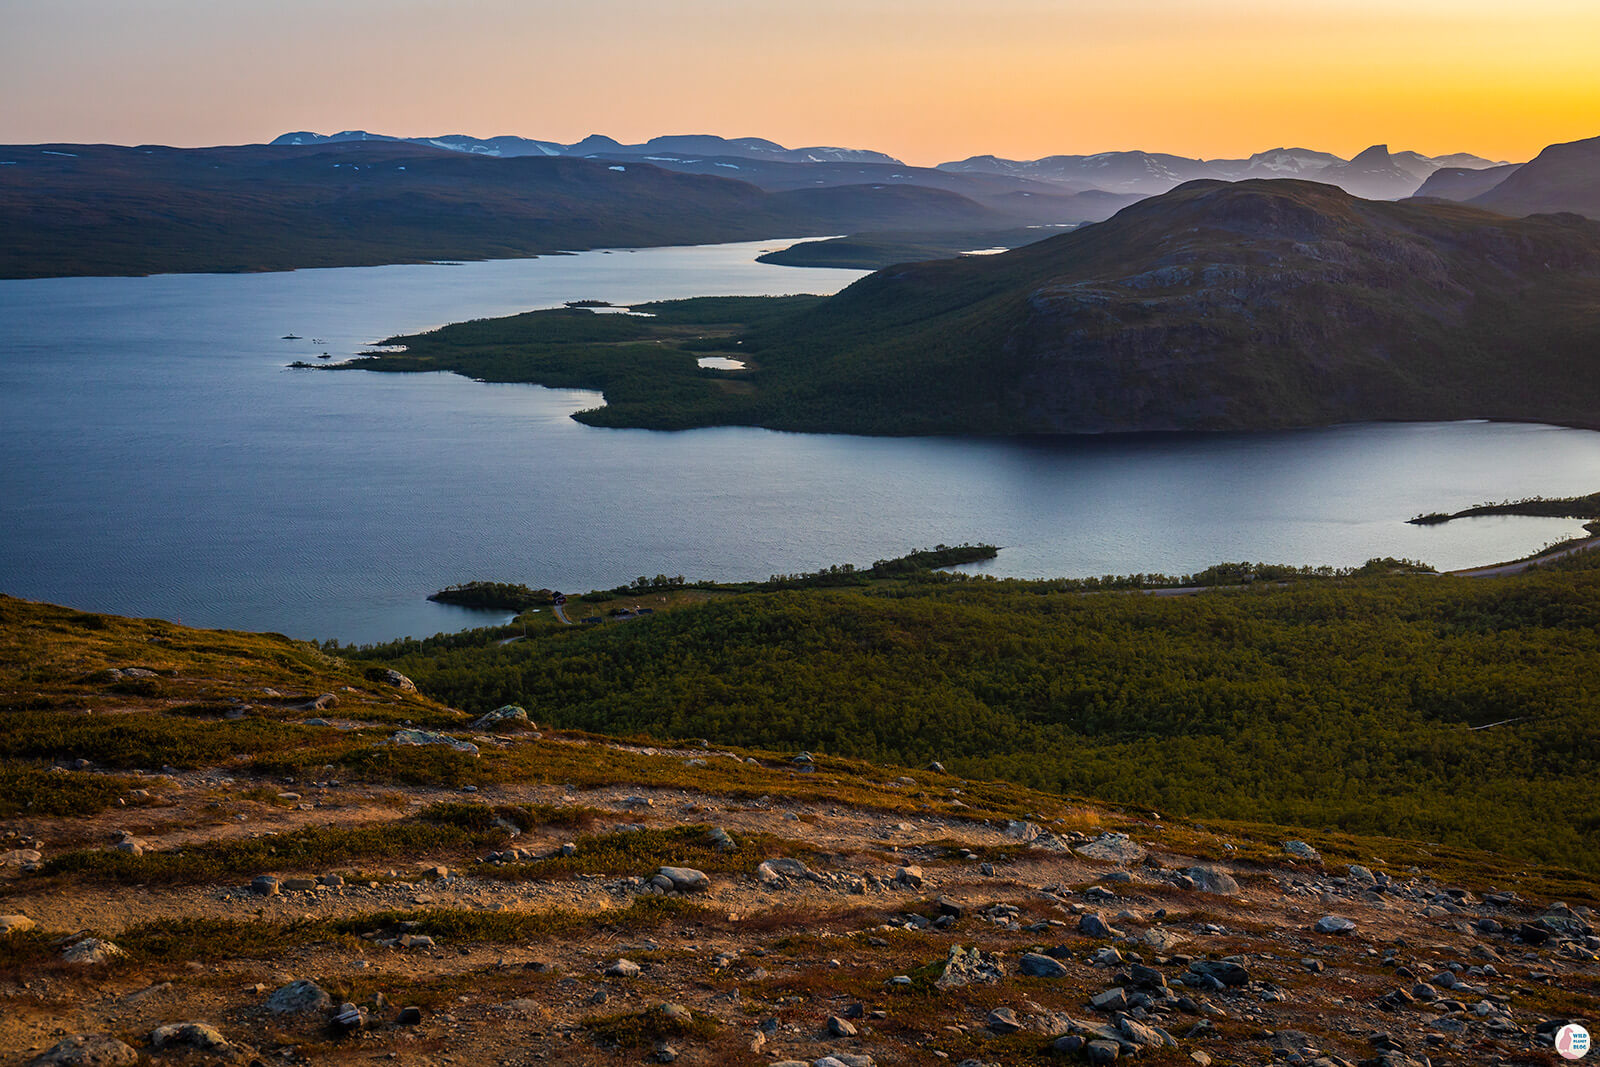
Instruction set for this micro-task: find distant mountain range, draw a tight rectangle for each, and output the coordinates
[270,130,900,165]
[938,144,1508,198]
[2,128,1593,280]
[0,142,1021,279]
[271,130,1511,201]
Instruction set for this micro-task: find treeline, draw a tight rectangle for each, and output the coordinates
[1411,491,1600,524]
[429,582,556,611]
[350,552,1600,872]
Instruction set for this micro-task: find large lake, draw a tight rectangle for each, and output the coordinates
[3,240,1598,644]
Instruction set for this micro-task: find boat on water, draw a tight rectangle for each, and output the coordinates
[281,334,301,340]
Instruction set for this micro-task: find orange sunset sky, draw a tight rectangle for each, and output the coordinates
[2,0,1596,165]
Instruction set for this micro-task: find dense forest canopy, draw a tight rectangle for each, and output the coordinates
[345,551,1600,873]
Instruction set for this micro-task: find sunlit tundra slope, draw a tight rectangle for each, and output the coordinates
[356,178,1600,435]
[3,555,1600,1063]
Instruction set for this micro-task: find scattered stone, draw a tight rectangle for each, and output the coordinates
[266,979,332,1015]
[707,826,736,851]
[656,866,710,892]
[25,1034,138,1066]
[470,704,529,729]
[1086,1039,1121,1064]
[0,913,36,936]
[397,1006,424,1025]
[1316,915,1358,935]
[607,958,642,978]
[150,1022,233,1053]
[986,1006,1023,1033]
[1182,866,1241,895]
[1079,912,1124,939]
[1347,864,1378,886]
[281,876,316,892]
[928,760,947,773]
[1188,959,1250,987]
[1284,840,1323,862]
[935,945,1005,989]
[372,668,417,691]
[758,857,811,882]
[1118,1017,1172,1048]
[388,729,478,755]
[1075,832,1147,864]
[1090,987,1129,1012]
[828,1015,858,1037]
[894,865,925,889]
[1019,951,1070,978]
[61,938,123,964]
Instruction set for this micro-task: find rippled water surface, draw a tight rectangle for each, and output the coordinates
[4,241,1598,643]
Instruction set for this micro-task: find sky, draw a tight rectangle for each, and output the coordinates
[2,0,1597,165]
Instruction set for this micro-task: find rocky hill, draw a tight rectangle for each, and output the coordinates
[722,178,1600,435]
[1,593,1596,1066]
[1471,134,1600,219]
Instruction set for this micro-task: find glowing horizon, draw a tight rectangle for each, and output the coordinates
[2,0,1596,167]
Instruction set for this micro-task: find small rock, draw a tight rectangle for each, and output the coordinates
[1182,866,1241,895]
[0,913,37,936]
[1284,840,1323,862]
[986,1006,1023,1033]
[281,876,317,892]
[1188,959,1250,987]
[656,866,710,893]
[373,668,417,692]
[1090,987,1128,1012]
[1086,1040,1120,1065]
[1347,864,1378,886]
[470,704,529,730]
[607,958,642,978]
[1020,952,1070,978]
[828,1015,858,1037]
[332,1002,365,1031]
[707,827,736,851]
[149,1022,231,1052]
[397,1006,424,1025]
[935,945,1005,988]
[266,979,332,1015]
[1079,912,1124,939]
[1075,832,1147,864]
[894,865,924,889]
[25,1034,138,1066]
[61,938,123,964]
[1316,915,1357,935]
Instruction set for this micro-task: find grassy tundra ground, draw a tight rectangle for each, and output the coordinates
[1,563,1597,1064]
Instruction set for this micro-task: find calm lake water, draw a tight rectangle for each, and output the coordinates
[3,240,1599,644]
